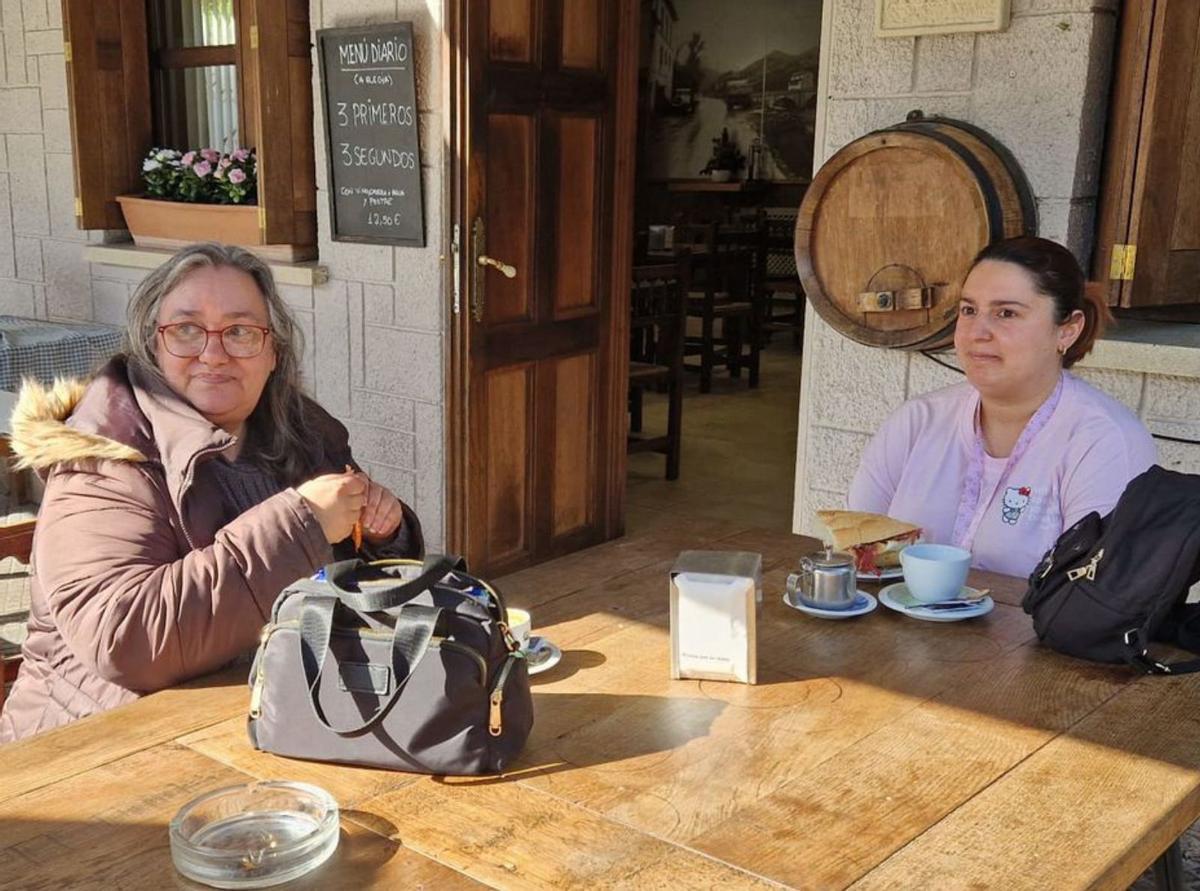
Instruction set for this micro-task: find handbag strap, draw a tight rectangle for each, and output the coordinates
[1123,628,1200,675]
[323,555,461,612]
[299,593,442,736]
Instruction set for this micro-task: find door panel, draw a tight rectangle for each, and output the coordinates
[554,115,599,316]
[482,364,533,566]
[561,0,601,71]
[458,0,634,574]
[550,352,596,537]
[489,0,533,63]
[486,114,536,324]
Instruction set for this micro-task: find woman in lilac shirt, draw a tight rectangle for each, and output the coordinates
[849,236,1156,578]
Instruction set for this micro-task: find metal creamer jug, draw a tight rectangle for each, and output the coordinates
[787,546,857,611]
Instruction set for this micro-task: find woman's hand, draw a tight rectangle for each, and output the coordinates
[296,471,367,544]
[359,476,405,543]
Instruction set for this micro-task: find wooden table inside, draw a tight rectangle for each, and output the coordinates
[3,515,1199,889]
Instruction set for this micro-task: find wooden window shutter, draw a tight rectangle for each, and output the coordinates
[1094,0,1200,307]
[240,0,316,247]
[63,0,151,230]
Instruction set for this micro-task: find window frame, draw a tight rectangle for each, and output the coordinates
[147,0,241,152]
[63,0,316,252]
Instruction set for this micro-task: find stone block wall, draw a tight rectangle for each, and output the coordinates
[308,0,447,550]
[0,0,446,550]
[793,0,1200,536]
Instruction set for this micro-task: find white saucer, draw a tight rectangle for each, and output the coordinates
[525,636,562,675]
[857,565,904,581]
[782,590,878,620]
[878,583,994,623]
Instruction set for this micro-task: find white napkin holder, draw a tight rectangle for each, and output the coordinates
[670,550,761,685]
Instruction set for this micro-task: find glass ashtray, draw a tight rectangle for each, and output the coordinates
[169,780,340,888]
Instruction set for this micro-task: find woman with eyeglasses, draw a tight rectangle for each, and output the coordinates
[0,242,422,741]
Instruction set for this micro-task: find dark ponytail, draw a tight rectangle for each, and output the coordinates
[971,236,1111,368]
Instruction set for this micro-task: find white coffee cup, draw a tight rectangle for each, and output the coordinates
[506,607,532,650]
[900,544,971,603]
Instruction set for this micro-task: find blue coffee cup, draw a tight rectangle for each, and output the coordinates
[900,544,971,603]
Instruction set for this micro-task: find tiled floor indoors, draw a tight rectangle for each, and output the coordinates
[627,341,802,532]
[625,340,1198,891]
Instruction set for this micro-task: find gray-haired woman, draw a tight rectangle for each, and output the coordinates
[0,242,422,742]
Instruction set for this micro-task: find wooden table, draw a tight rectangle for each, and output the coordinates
[3,514,1198,889]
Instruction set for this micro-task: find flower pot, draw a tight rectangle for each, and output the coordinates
[116,195,315,262]
[709,169,733,183]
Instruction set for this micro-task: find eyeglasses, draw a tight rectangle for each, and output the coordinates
[157,322,272,359]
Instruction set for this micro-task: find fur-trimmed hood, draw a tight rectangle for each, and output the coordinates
[9,355,351,492]
[10,377,148,470]
[7,357,236,496]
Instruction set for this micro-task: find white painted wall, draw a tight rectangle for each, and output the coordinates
[0,0,447,550]
[793,0,1200,537]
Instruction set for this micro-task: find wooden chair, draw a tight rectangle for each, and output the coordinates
[0,518,32,710]
[719,219,769,362]
[627,261,688,480]
[760,210,805,347]
[0,439,35,708]
[678,223,761,393]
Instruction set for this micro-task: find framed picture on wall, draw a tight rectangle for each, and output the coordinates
[643,0,822,183]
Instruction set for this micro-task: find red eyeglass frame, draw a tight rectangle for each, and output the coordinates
[156,323,273,358]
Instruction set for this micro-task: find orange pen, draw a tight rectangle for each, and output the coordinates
[346,465,363,551]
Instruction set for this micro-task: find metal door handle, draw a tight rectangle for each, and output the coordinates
[477,255,517,278]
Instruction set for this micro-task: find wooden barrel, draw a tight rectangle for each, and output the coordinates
[795,113,1036,349]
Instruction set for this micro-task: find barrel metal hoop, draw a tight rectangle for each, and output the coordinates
[910,116,1038,232]
[890,122,1005,243]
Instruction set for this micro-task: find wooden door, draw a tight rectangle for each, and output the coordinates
[448,0,639,574]
[1094,0,1200,307]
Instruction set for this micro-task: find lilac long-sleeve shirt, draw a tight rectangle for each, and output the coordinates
[848,373,1157,578]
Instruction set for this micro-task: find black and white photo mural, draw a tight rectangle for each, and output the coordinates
[642,0,822,183]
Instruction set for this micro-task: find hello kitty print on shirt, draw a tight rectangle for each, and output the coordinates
[1001,486,1031,525]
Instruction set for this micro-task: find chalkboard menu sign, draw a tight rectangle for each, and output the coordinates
[317,23,424,246]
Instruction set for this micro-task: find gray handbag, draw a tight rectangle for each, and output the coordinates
[247,556,533,775]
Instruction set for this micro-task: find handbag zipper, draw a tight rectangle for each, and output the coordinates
[248,621,489,719]
[488,651,525,737]
[248,622,279,719]
[436,639,488,684]
[1067,548,1105,582]
[1038,546,1056,579]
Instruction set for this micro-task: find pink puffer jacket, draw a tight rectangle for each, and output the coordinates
[0,357,422,742]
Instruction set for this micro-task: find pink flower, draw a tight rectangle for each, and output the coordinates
[229,168,247,184]
[180,151,196,166]
[193,160,212,178]
[232,148,249,163]
[200,148,220,163]
[218,157,232,169]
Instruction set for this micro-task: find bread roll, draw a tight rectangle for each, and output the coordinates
[816,510,921,550]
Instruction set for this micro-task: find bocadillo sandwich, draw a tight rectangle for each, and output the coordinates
[816,510,922,574]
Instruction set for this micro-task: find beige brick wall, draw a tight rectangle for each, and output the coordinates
[0,0,446,549]
[793,0,1200,537]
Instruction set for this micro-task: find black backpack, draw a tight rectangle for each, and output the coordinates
[1022,466,1200,674]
